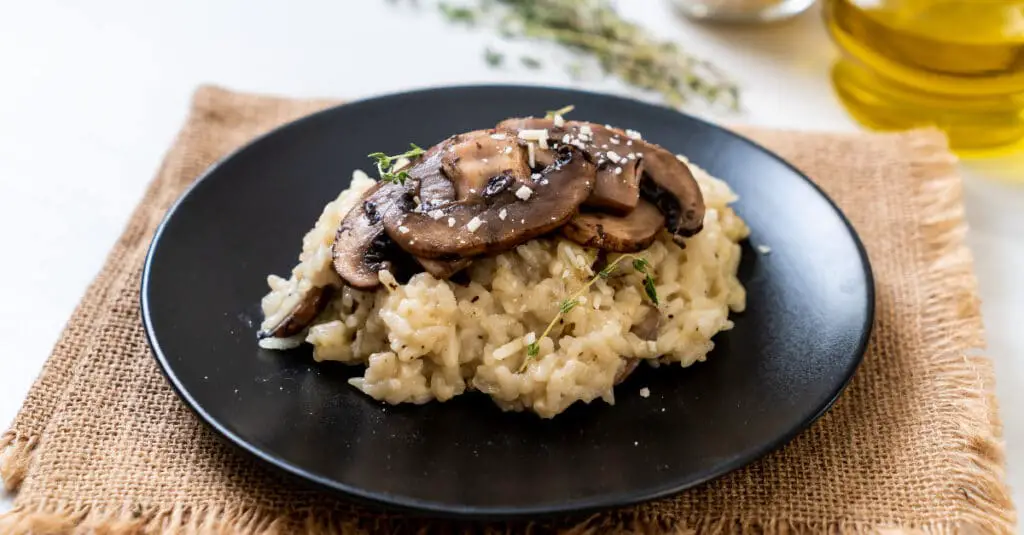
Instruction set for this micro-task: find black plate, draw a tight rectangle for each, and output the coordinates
[142,85,873,519]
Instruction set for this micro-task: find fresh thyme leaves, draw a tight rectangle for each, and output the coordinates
[433,0,739,110]
[368,144,425,184]
[520,252,657,372]
[631,257,659,305]
[643,275,659,305]
[544,104,575,119]
[484,47,505,67]
[520,56,542,69]
[439,1,477,23]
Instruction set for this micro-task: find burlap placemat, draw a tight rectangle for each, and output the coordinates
[0,86,1015,534]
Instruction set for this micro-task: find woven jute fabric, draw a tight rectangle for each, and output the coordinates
[0,86,1016,534]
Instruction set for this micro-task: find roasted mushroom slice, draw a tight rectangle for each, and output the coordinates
[416,256,471,279]
[589,153,643,215]
[258,285,333,339]
[614,359,640,385]
[637,146,705,243]
[562,199,665,253]
[442,129,531,200]
[384,145,596,259]
[630,304,662,341]
[498,117,642,215]
[332,182,413,289]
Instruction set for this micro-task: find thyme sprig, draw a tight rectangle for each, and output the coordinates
[436,0,739,110]
[368,144,425,184]
[544,104,575,119]
[519,252,659,372]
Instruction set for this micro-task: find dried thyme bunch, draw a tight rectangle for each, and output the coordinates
[437,0,740,110]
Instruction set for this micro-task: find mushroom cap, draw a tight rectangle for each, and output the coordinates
[497,117,641,215]
[384,145,596,259]
[441,129,531,201]
[331,181,412,289]
[499,116,705,243]
[561,199,665,253]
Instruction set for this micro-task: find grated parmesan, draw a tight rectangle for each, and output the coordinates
[466,216,484,233]
[518,129,549,149]
[515,186,533,201]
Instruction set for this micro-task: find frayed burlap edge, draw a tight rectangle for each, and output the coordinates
[0,92,1013,533]
[0,500,965,535]
[904,132,1014,534]
[0,432,34,493]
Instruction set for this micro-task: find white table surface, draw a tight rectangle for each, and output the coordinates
[2,0,1022,520]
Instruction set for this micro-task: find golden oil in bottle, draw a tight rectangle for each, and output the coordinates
[824,0,1024,156]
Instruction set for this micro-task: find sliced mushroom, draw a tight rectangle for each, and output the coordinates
[332,181,413,289]
[442,129,530,200]
[630,304,662,340]
[384,144,596,259]
[562,199,665,252]
[570,122,643,215]
[258,285,333,339]
[498,117,642,215]
[614,359,640,385]
[416,256,471,279]
[499,117,704,242]
[636,145,705,243]
[613,306,662,384]
[332,143,475,289]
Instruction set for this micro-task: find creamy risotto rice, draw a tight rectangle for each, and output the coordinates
[259,158,748,418]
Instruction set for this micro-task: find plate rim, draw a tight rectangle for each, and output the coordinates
[140,83,876,520]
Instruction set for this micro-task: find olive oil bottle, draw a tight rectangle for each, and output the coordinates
[824,0,1024,155]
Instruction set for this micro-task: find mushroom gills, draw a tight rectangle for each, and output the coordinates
[332,182,413,290]
[636,147,705,243]
[562,199,664,253]
[258,285,333,339]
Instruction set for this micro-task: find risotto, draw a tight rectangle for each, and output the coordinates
[258,115,748,418]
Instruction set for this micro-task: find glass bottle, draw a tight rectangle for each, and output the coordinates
[824,0,1024,156]
[673,0,818,23]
